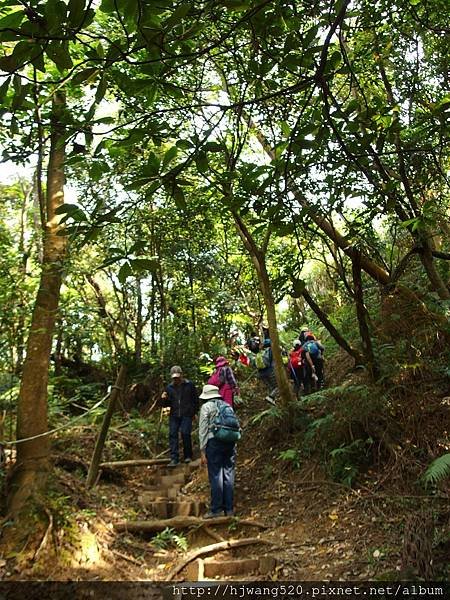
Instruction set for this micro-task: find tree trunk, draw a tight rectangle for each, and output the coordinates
[86,364,128,488]
[301,287,364,365]
[231,210,294,406]
[258,259,295,406]
[15,182,32,373]
[420,239,450,300]
[134,277,143,367]
[8,91,67,514]
[351,251,379,380]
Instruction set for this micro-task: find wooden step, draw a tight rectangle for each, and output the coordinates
[145,500,205,519]
[186,556,277,580]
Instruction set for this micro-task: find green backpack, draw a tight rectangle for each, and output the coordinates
[255,348,270,370]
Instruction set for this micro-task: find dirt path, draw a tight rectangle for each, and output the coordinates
[1,384,447,583]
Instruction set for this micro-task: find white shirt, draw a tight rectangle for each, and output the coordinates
[198,399,220,450]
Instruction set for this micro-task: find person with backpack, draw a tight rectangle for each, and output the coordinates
[160,365,199,467]
[302,335,325,393]
[256,338,277,405]
[299,325,316,346]
[246,332,260,354]
[198,384,240,518]
[288,339,303,395]
[207,356,239,408]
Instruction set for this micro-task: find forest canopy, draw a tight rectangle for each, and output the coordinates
[0,0,449,582]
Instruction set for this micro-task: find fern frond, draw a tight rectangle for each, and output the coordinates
[421,453,450,486]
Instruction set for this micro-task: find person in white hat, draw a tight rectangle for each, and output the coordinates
[161,365,199,467]
[198,384,237,518]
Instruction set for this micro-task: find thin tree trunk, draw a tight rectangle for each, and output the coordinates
[150,273,156,354]
[351,251,379,380]
[231,210,294,406]
[86,364,127,488]
[15,182,32,372]
[86,274,122,354]
[301,287,364,365]
[134,277,143,367]
[420,239,450,300]
[8,91,67,514]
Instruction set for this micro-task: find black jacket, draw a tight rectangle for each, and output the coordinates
[163,379,199,418]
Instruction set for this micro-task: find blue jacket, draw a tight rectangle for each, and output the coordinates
[163,379,199,418]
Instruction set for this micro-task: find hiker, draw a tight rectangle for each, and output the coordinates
[299,325,316,346]
[302,335,325,393]
[199,384,237,518]
[256,338,277,405]
[208,356,239,408]
[288,339,303,395]
[160,365,199,467]
[246,332,260,354]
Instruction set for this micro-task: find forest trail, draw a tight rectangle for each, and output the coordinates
[7,382,443,583]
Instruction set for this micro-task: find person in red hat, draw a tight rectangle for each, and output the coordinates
[207,356,239,408]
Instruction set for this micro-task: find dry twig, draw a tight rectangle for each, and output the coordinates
[167,537,268,581]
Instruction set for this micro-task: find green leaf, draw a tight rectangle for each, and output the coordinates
[303,24,319,47]
[195,151,208,173]
[221,0,249,11]
[90,161,110,181]
[164,2,192,28]
[95,76,107,103]
[142,152,160,177]
[11,81,28,111]
[0,10,24,30]
[0,77,10,103]
[172,184,186,210]
[162,145,178,168]
[55,203,87,222]
[72,67,98,85]
[68,0,86,27]
[45,42,73,72]
[10,116,19,135]
[0,55,18,73]
[31,49,46,73]
[421,453,450,485]
[44,0,67,31]
[118,261,133,283]
[129,258,159,273]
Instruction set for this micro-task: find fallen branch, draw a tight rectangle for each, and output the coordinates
[167,537,267,581]
[114,516,268,533]
[112,549,146,566]
[99,458,170,469]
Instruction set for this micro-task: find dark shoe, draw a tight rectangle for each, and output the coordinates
[225,510,235,517]
[184,457,192,464]
[168,460,179,468]
[203,511,222,519]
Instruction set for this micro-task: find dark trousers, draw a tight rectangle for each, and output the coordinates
[169,415,193,462]
[289,365,303,395]
[258,368,278,399]
[304,357,324,393]
[206,437,236,514]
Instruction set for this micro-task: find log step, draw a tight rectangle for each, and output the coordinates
[186,556,277,580]
[144,500,205,519]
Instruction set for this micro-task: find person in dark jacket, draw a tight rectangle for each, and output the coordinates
[257,338,278,405]
[161,365,199,467]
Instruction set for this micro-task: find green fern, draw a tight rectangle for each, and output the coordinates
[421,453,450,486]
[249,406,281,424]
